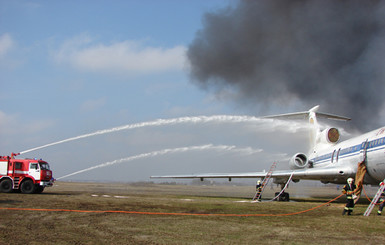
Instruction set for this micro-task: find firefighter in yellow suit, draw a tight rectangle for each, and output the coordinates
[342,178,357,216]
[255,180,263,201]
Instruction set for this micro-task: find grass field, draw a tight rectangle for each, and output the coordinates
[1,182,384,244]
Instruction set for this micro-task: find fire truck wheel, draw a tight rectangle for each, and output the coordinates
[0,179,13,193]
[20,179,36,194]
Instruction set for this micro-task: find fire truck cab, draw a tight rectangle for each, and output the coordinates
[0,153,54,194]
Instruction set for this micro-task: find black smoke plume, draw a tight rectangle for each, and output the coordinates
[188,0,385,131]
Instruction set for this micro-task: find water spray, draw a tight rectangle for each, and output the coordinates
[56,144,263,180]
[19,115,263,155]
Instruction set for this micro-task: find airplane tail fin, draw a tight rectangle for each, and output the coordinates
[263,105,351,122]
[264,105,351,153]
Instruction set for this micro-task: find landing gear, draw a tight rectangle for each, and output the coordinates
[274,191,290,201]
[273,182,291,201]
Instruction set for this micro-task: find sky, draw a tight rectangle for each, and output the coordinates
[1,0,377,183]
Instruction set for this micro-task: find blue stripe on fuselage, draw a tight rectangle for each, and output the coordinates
[311,136,385,165]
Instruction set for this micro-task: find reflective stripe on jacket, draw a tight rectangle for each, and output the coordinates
[342,184,357,199]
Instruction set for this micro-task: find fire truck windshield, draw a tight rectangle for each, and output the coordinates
[39,162,50,170]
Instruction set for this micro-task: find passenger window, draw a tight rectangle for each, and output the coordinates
[30,163,38,170]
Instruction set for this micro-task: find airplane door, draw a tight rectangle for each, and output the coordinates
[361,140,369,162]
[336,148,341,162]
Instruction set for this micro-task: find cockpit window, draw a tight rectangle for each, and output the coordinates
[39,162,50,170]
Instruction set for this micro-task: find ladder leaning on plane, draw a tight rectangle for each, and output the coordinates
[363,180,385,216]
[252,162,277,201]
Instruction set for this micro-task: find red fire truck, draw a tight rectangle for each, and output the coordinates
[0,153,54,194]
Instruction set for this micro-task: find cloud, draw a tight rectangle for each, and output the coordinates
[54,35,187,74]
[0,33,14,58]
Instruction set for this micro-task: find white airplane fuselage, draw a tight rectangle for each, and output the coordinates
[309,127,385,185]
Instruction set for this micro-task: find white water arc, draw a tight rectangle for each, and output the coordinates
[19,115,262,154]
[56,144,263,180]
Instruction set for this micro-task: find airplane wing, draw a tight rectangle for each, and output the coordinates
[151,165,355,183]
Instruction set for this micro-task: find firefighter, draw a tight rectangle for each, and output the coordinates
[255,180,263,201]
[377,185,385,215]
[342,178,357,215]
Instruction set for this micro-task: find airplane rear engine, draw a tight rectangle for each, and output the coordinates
[319,127,340,144]
[289,153,309,169]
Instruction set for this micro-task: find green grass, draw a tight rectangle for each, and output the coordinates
[0,182,384,244]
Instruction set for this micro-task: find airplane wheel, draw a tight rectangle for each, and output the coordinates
[281,192,290,202]
[275,192,290,201]
[274,192,280,201]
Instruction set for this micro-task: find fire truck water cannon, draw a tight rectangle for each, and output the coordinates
[11,152,20,159]
[0,153,54,194]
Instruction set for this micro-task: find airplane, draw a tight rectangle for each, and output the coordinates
[151,106,385,201]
